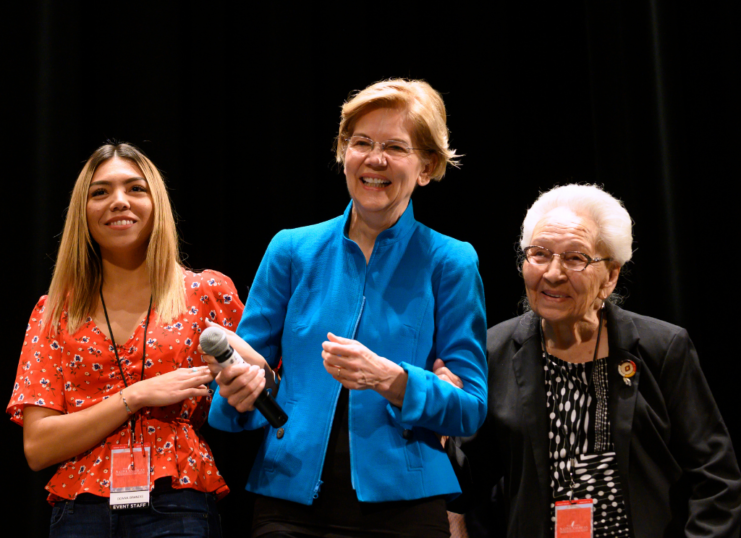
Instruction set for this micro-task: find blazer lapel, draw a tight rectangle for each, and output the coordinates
[511,313,551,504]
[604,303,641,489]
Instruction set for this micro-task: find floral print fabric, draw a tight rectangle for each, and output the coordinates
[7,269,244,503]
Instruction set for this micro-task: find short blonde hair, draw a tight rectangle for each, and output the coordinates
[520,184,633,265]
[335,79,460,180]
[44,143,186,334]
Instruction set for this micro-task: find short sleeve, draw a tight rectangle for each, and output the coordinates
[195,270,245,329]
[7,297,68,426]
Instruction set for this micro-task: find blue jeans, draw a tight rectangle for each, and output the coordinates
[49,488,222,538]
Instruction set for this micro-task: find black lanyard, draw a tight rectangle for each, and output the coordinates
[100,286,153,444]
[541,305,605,500]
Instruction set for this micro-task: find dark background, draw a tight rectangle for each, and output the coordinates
[3,1,738,536]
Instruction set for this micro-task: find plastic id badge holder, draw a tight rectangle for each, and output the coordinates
[554,499,594,538]
[110,444,151,510]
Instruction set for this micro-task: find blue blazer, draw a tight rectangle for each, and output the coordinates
[209,201,488,505]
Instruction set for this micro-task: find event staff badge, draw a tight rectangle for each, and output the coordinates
[554,499,594,537]
[110,444,151,509]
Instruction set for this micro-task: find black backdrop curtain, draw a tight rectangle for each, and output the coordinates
[2,2,738,536]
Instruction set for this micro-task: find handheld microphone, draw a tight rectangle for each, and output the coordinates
[200,327,288,428]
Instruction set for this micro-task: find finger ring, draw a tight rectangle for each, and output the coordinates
[337,367,341,378]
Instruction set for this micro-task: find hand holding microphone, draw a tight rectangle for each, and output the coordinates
[200,327,288,427]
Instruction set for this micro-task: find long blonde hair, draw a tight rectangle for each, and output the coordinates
[44,143,186,334]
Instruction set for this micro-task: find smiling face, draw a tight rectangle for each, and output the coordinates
[523,207,620,326]
[86,157,154,262]
[344,107,432,226]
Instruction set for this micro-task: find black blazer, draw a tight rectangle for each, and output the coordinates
[454,303,741,537]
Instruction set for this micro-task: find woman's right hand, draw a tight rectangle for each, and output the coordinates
[196,319,270,413]
[124,366,214,413]
[210,362,266,413]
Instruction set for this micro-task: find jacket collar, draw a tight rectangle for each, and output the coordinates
[604,301,640,351]
[512,309,540,346]
[341,200,417,245]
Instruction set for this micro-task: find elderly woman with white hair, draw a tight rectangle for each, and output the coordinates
[442,184,741,537]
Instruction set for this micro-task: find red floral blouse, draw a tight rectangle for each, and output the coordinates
[7,269,244,503]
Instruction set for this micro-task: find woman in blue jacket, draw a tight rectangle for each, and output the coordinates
[208,79,488,537]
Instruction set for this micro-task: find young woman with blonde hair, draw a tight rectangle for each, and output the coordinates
[8,142,243,538]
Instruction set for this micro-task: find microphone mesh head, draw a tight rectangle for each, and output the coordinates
[200,327,230,357]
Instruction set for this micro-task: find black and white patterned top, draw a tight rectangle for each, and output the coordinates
[544,350,632,537]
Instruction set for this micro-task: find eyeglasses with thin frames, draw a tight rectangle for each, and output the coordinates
[523,245,613,272]
[344,135,428,159]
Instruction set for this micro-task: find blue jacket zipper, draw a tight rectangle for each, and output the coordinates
[310,291,366,501]
[313,235,373,501]
[312,480,324,500]
[348,295,366,491]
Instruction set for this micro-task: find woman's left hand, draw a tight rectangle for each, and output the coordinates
[322,333,407,407]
